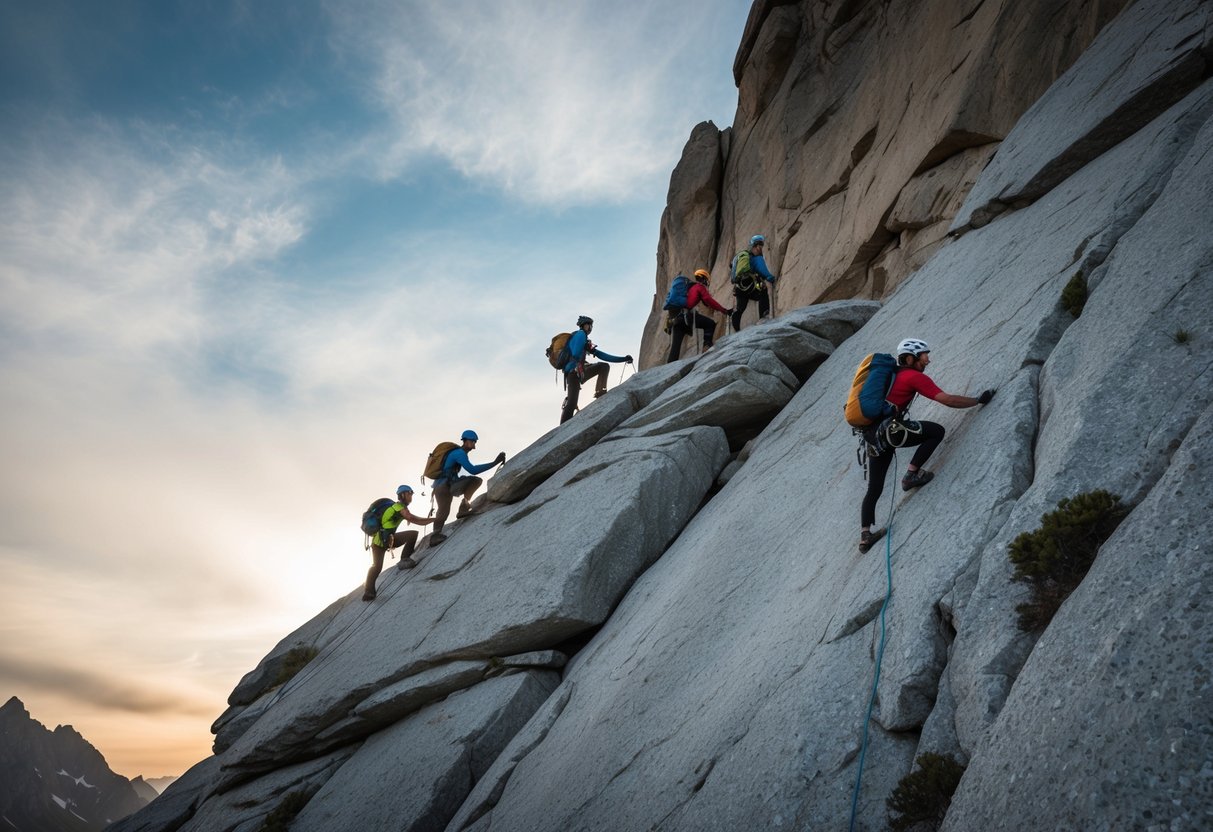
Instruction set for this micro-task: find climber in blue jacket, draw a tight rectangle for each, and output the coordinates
[430,429,505,545]
[731,234,778,331]
[561,315,633,424]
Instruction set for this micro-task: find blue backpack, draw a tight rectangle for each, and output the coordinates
[845,353,899,427]
[662,275,691,311]
[360,497,395,538]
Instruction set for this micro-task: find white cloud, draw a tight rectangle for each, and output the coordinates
[328,0,737,205]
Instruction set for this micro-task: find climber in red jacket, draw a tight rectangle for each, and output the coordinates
[667,269,733,363]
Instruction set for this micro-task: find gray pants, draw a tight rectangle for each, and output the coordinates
[366,529,419,595]
[433,476,483,534]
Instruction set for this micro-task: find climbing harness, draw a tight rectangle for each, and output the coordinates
[848,451,898,832]
[854,415,922,470]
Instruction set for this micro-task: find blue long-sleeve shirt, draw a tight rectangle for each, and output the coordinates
[440,448,497,481]
[750,253,777,283]
[562,330,627,375]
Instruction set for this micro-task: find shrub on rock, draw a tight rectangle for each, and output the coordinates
[273,646,319,688]
[1008,490,1128,632]
[887,753,966,831]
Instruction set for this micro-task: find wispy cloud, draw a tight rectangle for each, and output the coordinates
[0,654,214,718]
[328,0,735,205]
[0,0,742,776]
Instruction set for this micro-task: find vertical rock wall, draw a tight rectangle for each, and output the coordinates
[638,0,1131,368]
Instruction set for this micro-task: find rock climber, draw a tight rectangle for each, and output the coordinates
[859,338,996,553]
[430,430,505,545]
[364,485,434,601]
[731,234,778,332]
[667,269,733,363]
[560,315,633,424]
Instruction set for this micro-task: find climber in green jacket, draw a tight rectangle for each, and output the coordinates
[364,485,434,601]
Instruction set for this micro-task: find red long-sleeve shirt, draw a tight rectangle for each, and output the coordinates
[687,282,729,314]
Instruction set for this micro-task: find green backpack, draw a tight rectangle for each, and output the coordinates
[731,249,757,290]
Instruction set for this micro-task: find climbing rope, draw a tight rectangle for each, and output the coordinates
[848,450,898,832]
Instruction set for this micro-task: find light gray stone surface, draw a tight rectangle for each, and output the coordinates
[486,359,695,503]
[216,425,729,781]
[943,402,1213,832]
[622,302,879,438]
[953,0,1211,229]
[292,672,558,832]
[177,750,352,832]
[105,757,222,832]
[448,32,1213,832]
[226,592,354,707]
[618,347,800,438]
[494,650,566,671]
[444,684,574,832]
[945,77,1213,756]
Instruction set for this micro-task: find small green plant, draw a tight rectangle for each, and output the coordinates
[272,645,319,688]
[257,790,310,832]
[1060,272,1088,317]
[1008,490,1128,632]
[887,753,966,831]
[1172,328,1192,344]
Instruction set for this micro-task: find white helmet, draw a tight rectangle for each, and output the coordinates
[896,338,931,357]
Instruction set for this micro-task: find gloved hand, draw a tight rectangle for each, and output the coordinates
[978,389,996,405]
[495,451,507,466]
[625,355,634,364]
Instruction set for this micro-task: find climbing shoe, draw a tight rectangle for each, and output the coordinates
[901,470,934,491]
[428,533,447,546]
[455,501,474,519]
[397,557,417,570]
[859,528,887,554]
[361,591,376,602]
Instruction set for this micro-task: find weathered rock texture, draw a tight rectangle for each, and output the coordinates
[114,2,1213,831]
[639,0,1133,368]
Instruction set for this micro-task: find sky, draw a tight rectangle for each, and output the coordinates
[0,0,752,777]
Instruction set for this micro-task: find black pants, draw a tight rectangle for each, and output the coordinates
[667,310,717,363]
[861,420,945,527]
[732,285,770,331]
[560,363,611,424]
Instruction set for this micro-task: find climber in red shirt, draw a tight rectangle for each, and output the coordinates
[859,338,996,553]
[667,269,733,363]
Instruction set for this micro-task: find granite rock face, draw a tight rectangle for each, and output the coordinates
[114,2,1213,831]
[638,0,1132,368]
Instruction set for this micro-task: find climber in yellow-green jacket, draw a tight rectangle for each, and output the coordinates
[364,485,433,601]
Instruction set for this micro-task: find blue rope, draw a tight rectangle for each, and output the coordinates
[848,454,898,832]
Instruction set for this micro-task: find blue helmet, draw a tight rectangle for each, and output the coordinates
[461,429,479,442]
[396,484,413,496]
[750,234,765,246]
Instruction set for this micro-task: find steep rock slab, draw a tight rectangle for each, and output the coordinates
[292,672,558,832]
[106,757,222,832]
[448,49,1209,832]
[953,0,1212,229]
[942,402,1213,832]
[176,750,352,832]
[486,359,695,504]
[944,77,1213,755]
[216,426,729,781]
[625,302,879,438]
[226,592,354,708]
